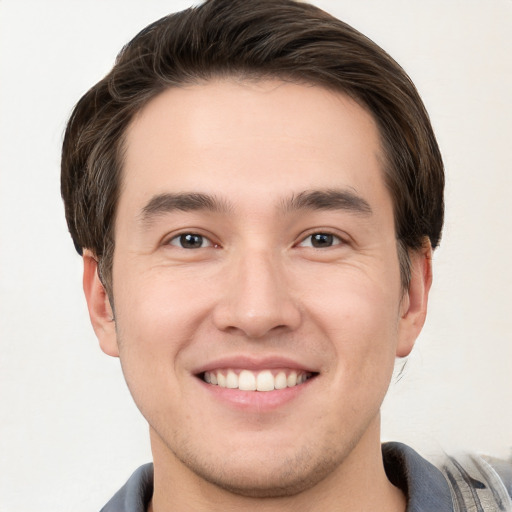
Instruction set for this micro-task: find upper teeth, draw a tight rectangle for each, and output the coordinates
[203,369,310,392]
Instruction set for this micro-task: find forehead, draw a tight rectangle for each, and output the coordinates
[120,79,388,215]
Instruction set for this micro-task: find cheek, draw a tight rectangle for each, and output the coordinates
[303,260,401,330]
[114,264,212,337]
[111,267,213,392]
[302,267,401,377]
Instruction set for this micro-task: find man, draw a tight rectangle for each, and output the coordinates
[61,0,512,510]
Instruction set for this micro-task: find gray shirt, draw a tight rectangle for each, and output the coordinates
[100,442,512,511]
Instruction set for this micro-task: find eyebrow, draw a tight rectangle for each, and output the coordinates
[281,189,372,216]
[138,188,372,225]
[139,192,231,224]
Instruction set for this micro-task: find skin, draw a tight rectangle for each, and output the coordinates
[83,80,432,511]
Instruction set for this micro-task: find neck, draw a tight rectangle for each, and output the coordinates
[148,416,406,512]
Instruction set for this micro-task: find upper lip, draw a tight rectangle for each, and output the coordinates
[192,355,319,375]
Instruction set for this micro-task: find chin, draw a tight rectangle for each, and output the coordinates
[174,438,349,498]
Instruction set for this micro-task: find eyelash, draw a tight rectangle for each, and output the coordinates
[166,231,345,250]
[297,232,344,249]
[167,233,217,249]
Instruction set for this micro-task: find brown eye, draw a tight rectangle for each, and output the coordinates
[169,233,211,249]
[311,233,334,247]
[298,232,342,248]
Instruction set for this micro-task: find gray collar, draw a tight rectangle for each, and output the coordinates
[102,442,455,511]
[383,442,454,512]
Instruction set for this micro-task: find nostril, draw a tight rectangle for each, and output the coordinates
[212,308,302,340]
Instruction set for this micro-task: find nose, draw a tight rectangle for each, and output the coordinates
[212,250,302,339]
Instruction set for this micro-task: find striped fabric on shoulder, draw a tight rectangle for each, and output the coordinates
[439,453,512,512]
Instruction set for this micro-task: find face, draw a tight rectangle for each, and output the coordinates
[85,80,430,497]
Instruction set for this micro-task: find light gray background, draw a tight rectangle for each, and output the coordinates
[1,1,511,510]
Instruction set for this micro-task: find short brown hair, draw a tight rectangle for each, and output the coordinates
[61,0,444,295]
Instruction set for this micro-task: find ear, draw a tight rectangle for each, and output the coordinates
[82,250,119,357]
[396,240,433,358]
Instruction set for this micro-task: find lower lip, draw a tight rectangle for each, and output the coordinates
[197,377,315,411]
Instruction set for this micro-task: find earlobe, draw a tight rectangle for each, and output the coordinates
[82,250,119,357]
[396,240,433,358]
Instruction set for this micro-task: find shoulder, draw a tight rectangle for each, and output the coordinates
[383,442,512,511]
[100,463,154,512]
[383,442,454,511]
[438,452,512,510]
[483,454,512,498]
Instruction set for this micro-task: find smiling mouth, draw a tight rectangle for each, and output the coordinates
[200,369,317,392]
